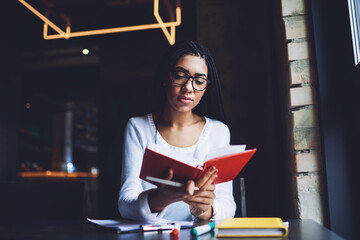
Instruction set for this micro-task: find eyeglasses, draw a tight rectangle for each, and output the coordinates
[170,70,210,91]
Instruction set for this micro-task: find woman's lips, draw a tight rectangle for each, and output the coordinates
[178,96,192,104]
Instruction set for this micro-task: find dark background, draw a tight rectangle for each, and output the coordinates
[1,0,359,239]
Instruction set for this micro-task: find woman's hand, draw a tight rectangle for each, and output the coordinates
[148,167,218,220]
[148,169,193,213]
[184,166,218,220]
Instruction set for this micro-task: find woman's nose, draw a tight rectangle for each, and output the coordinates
[182,78,194,92]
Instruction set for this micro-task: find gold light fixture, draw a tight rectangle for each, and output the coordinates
[18,0,181,45]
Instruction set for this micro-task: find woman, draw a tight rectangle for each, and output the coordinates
[118,40,236,222]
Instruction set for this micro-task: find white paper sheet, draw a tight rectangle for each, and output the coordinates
[87,218,194,233]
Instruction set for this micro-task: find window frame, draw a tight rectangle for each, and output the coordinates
[348,0,360,66]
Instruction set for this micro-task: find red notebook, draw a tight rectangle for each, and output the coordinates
[139,144,256,185]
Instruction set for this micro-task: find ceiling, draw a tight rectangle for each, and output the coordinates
[23,0,176,33]
[6,0,177,53]
[5,0,181,68]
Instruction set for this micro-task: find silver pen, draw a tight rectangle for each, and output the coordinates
[145,176,199,190]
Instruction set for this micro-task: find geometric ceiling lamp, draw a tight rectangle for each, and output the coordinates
[18,0,181,45]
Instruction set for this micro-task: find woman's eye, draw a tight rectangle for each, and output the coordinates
[194,78,206,85]
[174,72,187,79]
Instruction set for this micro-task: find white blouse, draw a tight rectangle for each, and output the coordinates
[118,114,236,222]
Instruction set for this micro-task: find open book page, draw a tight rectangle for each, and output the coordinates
[146,144,200,167]
[204,145,246,161]
[146,144,247,167]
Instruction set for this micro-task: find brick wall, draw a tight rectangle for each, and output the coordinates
[281,0,327,225]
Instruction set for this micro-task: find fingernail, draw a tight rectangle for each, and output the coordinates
[209,167,215,173]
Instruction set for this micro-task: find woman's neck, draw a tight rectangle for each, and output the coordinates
[153,105,205,148]
[158,107,197,128]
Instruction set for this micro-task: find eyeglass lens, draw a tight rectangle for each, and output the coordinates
[171,71,208,91]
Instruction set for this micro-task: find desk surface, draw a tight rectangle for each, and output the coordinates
[0,219,344,240]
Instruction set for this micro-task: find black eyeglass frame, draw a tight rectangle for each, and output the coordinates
[170,70,211,91]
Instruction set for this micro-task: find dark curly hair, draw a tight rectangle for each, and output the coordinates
[152,40,227,124]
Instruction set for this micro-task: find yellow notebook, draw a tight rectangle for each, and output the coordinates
[216,217,288,237]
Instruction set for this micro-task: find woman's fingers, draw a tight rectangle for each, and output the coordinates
[164,168,174,180]
[185,192,215,218]
[183,179,217,219]
[156,168,174,188]
[195,167,218,190]
[185,190,216,203]
[185,179,195,195]
[157,170,196,198]
[155,167,217,201]
[186,199,214,208]
[201,171,218,190]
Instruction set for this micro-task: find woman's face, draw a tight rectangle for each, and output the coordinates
[164,54,208,114]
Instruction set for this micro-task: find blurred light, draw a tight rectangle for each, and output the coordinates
[82,49,89,55]
[66,162,75,173]
[25,103,31,109]
[91,167,99,175]
[18,0,181,45]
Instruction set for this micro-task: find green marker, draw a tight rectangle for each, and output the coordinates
[191,222,215,236]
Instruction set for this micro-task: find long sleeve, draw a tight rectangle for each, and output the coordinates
[118,119,166,222]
